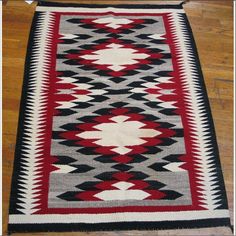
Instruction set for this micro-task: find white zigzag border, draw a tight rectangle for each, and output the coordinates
[168,12,228,211]
[16,12,55,214]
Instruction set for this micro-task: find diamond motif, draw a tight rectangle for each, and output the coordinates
[77,115,161,155]
[112,181,134,190]
[61,38,164,78]
[81,43,149,72]
[92,17,134,29]
[94,189,150,200]
[56,107,177,166]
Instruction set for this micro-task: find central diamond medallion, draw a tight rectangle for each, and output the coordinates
[81,43,149,72]
[77,115,161,155]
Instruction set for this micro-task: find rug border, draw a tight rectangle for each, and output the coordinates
[8,218,231,233]
[8,2,231,233]
[181,13,229,211]
[8,11,41,215]
[38,0,185,9]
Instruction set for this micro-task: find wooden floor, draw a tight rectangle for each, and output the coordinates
[2,0,234,235]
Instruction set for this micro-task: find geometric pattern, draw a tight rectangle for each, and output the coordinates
[8,2,230,233]
[60,37,165,78]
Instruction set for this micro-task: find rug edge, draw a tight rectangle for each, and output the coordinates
[7,10,41,216]
[8,218,232,234]
[37,1,185,9]
[180,13,230,211]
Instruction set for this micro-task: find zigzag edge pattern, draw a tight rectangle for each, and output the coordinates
[168,12,228,211]
[15,12,56,214]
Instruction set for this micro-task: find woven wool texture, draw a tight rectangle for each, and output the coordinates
[8,1,230,233]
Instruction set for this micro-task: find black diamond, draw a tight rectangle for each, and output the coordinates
[77,115,97,122]
[129,154,148,163]
[159,108,177,116]
[57,191,79,201]
[129,171,149,180]
[56,109,77,116]
[76,181,99,190]
[112,164,133,171]
[111,102,129,108]
[158,138,177,146]
[57,70,77,77]
[163,154,183,162]
[129,94,148,101]
[77,147,96,155]
[76,34,92,40]
[145,146,162,154]
[55,156,76,164]
[145,180,166,190]
[89,95,108,103]
[94,108,111,115]
[161,190,183,200]
[94,155,116,163]
[95,172,116,181]
[74,102,93,109]
[74,77,93,83]
[60,123,77,130]
[70,164,94,173]
[108,77,127,83]
[148,163,168,172]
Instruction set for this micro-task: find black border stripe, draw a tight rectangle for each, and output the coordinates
[8,11,41,215]
[8,218,231,233]
[38,1,184,9]
[180,12,229,210]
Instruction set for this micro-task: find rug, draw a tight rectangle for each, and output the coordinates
[8,1,230,233]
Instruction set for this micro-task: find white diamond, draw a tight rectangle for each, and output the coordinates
[60,34,77,39]
[56,101,77,109]
[111,146,132,155]
[148,34,165,40]
[52,165,77,173]
[93,17,133,29]
[112,181,134,190]
[77,115,161,155]
[80,43,149,71]
[164,162,185,172]
[95,190,150,200]
[110,115,129,123]
[57,77,78,84]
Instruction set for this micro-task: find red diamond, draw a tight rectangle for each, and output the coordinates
[112,155,133,164]
[95,181,117,190]
[113,172,134,181]
[144,190,166,200]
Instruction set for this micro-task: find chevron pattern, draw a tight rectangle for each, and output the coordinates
[8,3,230,233]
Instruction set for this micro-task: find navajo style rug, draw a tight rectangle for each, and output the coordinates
[8,1,230,233]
